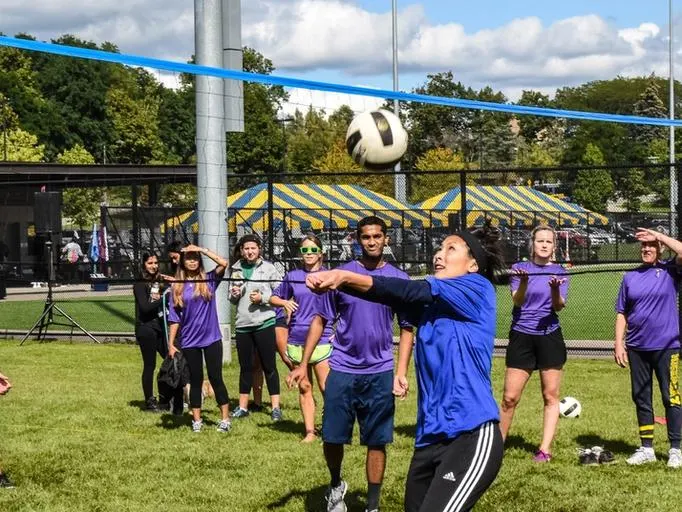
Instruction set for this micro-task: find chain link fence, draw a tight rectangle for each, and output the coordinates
[1,165,679,355]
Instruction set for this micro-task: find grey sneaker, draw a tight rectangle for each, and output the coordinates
[191,419,203,433]
[325,480,348,512]
[216,419,232,433]
[668,448,682,468]
[626,447,656,465]
[231,407,250,419]
[271,407,283,422]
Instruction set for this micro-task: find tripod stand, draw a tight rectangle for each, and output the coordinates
[20,236,100,345]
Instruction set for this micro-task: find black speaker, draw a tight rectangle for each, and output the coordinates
[34,192,62,234]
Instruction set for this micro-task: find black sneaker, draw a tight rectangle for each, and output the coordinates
[231,407,250,419]
[578,448,599,466]
[598,450,616,465]
[145,396,161,412]
[249,403,264,413]
[271,407,283,422]
[0,473,15,488]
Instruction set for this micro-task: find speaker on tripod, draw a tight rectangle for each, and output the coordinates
[20,191,99,344]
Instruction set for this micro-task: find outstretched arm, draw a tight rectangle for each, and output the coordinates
[183,244,228,278]
[306,270,434,309]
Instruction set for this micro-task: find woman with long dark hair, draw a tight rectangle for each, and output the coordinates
[167,244,231,433]
[133,251,169,412]
[229,234,283,421]
[304,223,506,512]
[270,235,334,442]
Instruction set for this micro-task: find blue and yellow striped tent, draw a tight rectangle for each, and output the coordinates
[164,183,432,232]
[415,185,609,227]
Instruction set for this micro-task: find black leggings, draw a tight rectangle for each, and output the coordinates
[236,326,280,396]
[629,348,682,445]
[136,324,168,400]
[183,340,229,409]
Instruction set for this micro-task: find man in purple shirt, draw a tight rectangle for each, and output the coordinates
[288,216,414,512]
[615,228,682,468]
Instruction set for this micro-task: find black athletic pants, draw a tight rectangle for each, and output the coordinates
[405,421,503,512]
[236,325,280,396]
[183,340,229,409]
[629,348,682,445]
[135,324,167,400]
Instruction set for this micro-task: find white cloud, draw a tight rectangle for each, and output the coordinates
[0,0,679,102]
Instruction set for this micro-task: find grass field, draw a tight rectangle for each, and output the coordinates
[0,342,681,512]
[0,270,625,340]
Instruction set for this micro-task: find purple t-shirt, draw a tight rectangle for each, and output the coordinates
[510,261,569,335]
[273,268,335,345]
[616,260,681,351]
[167,270,222,349]
[329,260,411,374]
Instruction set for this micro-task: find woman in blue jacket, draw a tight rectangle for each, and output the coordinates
[306,224,505,512]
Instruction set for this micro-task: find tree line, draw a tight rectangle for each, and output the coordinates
[0,33,677,227]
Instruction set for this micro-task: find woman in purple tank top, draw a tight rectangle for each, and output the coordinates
[270,235,334,443]
[499,225,569,463]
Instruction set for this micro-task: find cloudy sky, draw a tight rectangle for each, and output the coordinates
[0,0,679,111]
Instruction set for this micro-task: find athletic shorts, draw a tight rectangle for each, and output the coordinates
[275,316,287,328]
[506,328,566,370]
[322,369,394,446]
[286,343,332,365]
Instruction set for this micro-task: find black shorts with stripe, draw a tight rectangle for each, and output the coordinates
[405,421,503,512]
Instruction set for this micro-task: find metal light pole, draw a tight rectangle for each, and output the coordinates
[670,0,677,237]
[392,0,407,204]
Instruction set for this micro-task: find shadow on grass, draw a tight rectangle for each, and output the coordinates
[262,419,306,436]
[128,399,148,412]
[504,434,537,454]
[158,413,194,430]
[266,484,366,511]
[575,433,637,455]
[394,423,416,438]
[91,300,135,325]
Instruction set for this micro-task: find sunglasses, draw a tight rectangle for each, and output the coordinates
[300,246,321,254]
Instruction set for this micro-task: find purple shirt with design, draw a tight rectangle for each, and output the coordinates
[616,259,681,350]
[510,261,569,335]
[167,270,222,349]
[274,268,335,345]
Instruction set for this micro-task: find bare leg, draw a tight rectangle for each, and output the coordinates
[539,368,563,454]
[300,365,316,442]
[499,367,533,441]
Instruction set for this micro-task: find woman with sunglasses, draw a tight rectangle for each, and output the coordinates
[270,235,335,442]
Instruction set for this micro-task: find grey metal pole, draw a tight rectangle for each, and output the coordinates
[671,0,677,237]
[392,0,407,204]
[222,0,244,133]
[195,0,231,362]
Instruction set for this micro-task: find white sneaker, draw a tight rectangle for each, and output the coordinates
[325,480,348,512]
[191,419,203,433]
[626,447,656,465]
[668,448,682,468]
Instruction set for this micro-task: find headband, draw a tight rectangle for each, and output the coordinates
[453,230,488,275]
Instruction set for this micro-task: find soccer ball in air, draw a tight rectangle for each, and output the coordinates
[345,109,408,170]
[559,396,581,418]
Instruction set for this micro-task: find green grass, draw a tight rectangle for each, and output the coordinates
[0,270,626,340]
[0,342,680,511]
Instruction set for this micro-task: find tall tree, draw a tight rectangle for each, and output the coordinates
[59,145,104,228]
[410,147,469,203]
[572,143,614,212]
[516,90,554,142]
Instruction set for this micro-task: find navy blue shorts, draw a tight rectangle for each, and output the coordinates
[322,369,394,446]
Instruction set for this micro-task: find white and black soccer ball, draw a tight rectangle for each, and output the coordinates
[345,109,408,170]
[559,396,581,418]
